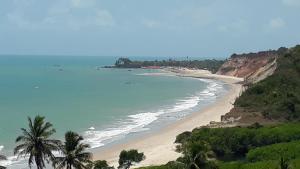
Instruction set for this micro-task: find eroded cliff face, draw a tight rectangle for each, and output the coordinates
[216,48,287,84]
[218,47,288,125]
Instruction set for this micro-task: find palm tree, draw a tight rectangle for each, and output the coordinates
[180,141,215,169]
[0,154,7,169]
[55,131,92,169]
[14,115,61,169]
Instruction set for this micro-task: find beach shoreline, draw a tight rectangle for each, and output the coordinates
[93,68,243,168]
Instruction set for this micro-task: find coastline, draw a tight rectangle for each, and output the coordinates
[93,69,243,168]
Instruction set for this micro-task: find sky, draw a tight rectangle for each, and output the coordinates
[0,0,300,58]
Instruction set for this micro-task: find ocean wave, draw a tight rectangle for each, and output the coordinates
[0,154,21,167]
[0,145,29,168]
[83,78,224,149]
[1,78,224,168]
[84,112,160,148]
[135,73,175,76]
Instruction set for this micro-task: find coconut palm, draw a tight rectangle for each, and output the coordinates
[55,131,92,169]
[180,141,215,169]
[14,115,61,169]
[0,154,7,169]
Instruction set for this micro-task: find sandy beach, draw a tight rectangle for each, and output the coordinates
[93,69,243,168]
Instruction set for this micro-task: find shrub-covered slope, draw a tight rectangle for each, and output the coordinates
[234,45,300,121]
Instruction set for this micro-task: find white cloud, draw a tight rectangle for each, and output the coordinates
[172,5,215,27]
[70,0,95,8]
[70,0,83,8]
[139,4,217,31]
[141,19,161,29]
[267,17,286,29]
[7,12,35,29]
[282,0,300,6]
[6,0,115,30]
[217,20,248,33]
[94,10,115,27]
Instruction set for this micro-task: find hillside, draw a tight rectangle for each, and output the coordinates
[216,47,287,84]
[224,45,300,123]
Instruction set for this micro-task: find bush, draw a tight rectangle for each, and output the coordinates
[176,123,300,159]
[118,149,145,169]
[93,160,114,169]
[246,141,300,162]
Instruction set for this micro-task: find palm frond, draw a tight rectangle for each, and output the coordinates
[15,115,59,169]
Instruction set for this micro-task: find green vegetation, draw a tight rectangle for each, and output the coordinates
[246,141,300,162]
[235,45,300,120]
[118,149,145,169]
[138,123,300,169]
[176,140,217,169]
[112,58,225,73]
[217,141,300,169]
[14,116,61,169]
[88,160,114,169]
[176,123,300,159]
[54,131,92,169]
[8,115,145,169]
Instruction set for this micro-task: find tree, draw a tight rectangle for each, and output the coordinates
[118,149,145,169]
[179,141,216,169]
[89,160,114,169]
[55,131,92,169]
[14,116,61,169]
[0,154,6,169]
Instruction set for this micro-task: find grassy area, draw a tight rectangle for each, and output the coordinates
[247,141,300,162]
[219,158,300,169]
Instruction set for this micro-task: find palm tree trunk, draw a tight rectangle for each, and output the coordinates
[35,156,42,169]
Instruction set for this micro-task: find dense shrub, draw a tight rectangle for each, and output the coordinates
[176,123,300,159]
[246,141,300,162]
[118,149,145,169]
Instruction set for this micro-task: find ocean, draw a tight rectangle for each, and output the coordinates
[0,55,227,168]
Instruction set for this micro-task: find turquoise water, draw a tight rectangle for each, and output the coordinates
[0,56,226,168]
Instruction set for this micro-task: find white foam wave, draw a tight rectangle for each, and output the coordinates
[0,154,21,167]
[83,78,224,149]
[1,78,224,168]
[84,112,159,148]
[136,73,175,76]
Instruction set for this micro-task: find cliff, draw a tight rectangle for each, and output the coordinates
[217,47,287,84]
[221,46,300,124]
